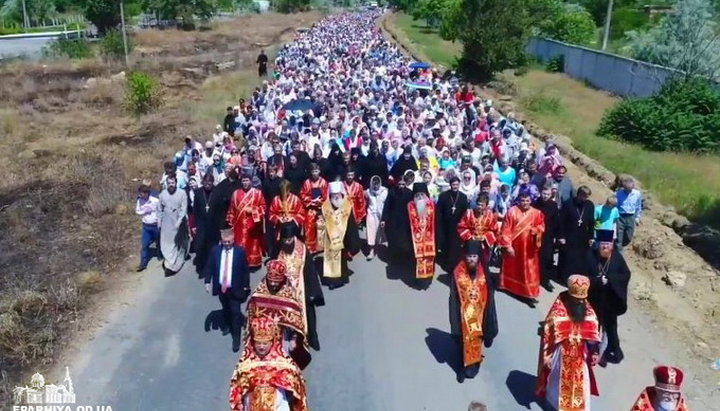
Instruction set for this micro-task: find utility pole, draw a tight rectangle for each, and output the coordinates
[21,0,29,30]
[601,0,614,51]
[120,0,130,67]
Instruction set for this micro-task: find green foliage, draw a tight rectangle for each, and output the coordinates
[609,7,650,41]
[80,0,123,35]
[411,0,444,27]
[100,28,130,60]
[598,78,720,153]
[125,71,163,115]
[438,0,461,41]
[0,0,57,25]
[537,4,596,46]
[545,54,564,72]
[273,0,310,12]
[456,0,531,81]
[142,0,217,27]
[626,0,720,80]
[42,37,93,59]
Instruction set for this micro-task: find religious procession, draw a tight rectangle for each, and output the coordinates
[133,8,690,411]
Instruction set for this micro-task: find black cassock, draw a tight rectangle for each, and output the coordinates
[586,248,630,360]
[192,187,214,277]
[196,178,240,273]
[273,246,325,351]
[436,189,468,272]
[448,257,499,377]
[318,213,361,289]
[380,186,414,260]
[558,198,595,281]
[533,198,559,284]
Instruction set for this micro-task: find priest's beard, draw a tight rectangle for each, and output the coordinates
[415,198,427,216]
[564,294,587,323]
[657,400,678,411]
[331,197,343,209]
[281,241,294,254]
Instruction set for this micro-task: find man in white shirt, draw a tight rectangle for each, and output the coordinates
[135,184,160,272]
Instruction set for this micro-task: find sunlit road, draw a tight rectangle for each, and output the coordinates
[60,241,701,411]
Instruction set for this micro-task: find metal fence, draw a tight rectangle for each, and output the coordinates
[526,37,682,98]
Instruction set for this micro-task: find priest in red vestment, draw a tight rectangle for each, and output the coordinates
[630,366,689,411]
[457,193,499,261]
[498,192,545,304]
[407,183,436,289]
[269,179,305,242]
[226,174,265,269]
[344,167,367,226]
[536,275,601,411]
[229,316,308,411]
[246,260,311,369]
[299,164,328,254]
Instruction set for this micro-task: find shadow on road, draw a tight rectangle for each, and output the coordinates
[204,309,227,333]
[424,327,463,377]
[506,370,548,410]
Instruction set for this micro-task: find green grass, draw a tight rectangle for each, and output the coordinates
[385,12,461,69]
[386,12,720,228]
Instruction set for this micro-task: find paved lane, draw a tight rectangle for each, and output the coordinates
[64,247,700,410]
[0,37,53,59]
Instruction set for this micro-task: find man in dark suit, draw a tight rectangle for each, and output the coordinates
[557,185,595,282]
[204,228,250,352]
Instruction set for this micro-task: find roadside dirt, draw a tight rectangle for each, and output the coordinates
[380,12,720,404]
[0,11,322,406]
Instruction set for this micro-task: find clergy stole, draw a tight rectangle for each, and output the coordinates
[499,206,545,299]
[453,262,488,367]
[321,198,352,278]
[536,297,601,411]
[407,201,437,279]
[278,241,308,335]
[249,386,278,411]
[231,351,309,411]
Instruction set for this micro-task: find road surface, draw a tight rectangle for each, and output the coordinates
[0,37,54,60]
[61,245,705,410]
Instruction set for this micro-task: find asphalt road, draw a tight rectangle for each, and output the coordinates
[63,244,700,411]
[0,37,53,60]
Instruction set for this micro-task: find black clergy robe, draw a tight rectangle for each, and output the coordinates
[274,245,325,350]
[558,198,595,281]
[533,198,559,285]
[380,186,414,261]
[586,248,631,362]
[436,189,468,272]
[198,177,240,272]
[192,187,214,277]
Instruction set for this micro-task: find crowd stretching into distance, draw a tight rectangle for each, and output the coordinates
[132,9,690,411]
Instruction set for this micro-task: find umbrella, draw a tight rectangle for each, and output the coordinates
[409,61,431,70]
[282,98,317,112]
[405,81,433,90]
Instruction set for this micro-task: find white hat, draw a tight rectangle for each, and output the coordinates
[329,181,345,195]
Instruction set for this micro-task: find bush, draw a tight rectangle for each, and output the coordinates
[545,55,564,72]
[100,29,131,60]
[125,71,163,115]
[524,93,564,114]
[610,8,650,41]
[42,38,93,59]
[538,4,597,46]
[598,78,720,153]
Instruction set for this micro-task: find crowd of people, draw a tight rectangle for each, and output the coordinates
[133,9,688,411]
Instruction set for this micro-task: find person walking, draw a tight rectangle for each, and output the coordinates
[135,184,161,272]
[204,229,250,353]
[364,175,388,260]
[615,175,643,251]
[256,49,269,77]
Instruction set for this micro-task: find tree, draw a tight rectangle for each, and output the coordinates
[1,0,57,26]
[80,0,122,35]
[438,0,462,41]
[142,0,217,25]
[537,3,597,46]
[412,0,444,27]
[456,0,531,81]
[626,0,720,81]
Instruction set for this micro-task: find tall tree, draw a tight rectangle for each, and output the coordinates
[626,0,720,81]
[456,0,531,81]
